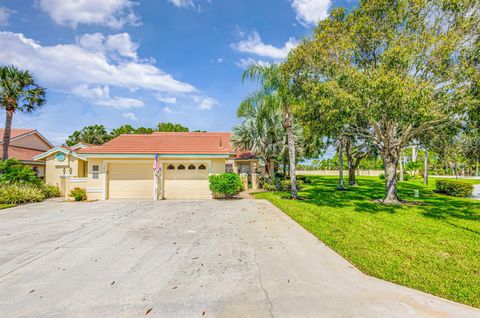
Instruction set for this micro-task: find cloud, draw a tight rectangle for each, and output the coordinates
[192,96,218,110]
[163,106,176,114]
[168,0,195,9]
[235,57,271,69]
[0,31,196,108]
[0,6,14,26]
[291,0,331,26]
[122,112,138,121]
[38,0,140,28]
[72,84,144,109]
[231,31,298,59]
[155,95,177,104]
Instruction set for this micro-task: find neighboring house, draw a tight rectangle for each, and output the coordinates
[34,132,270,200]
[0,128,54,178]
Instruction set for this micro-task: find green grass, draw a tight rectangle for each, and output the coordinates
[0,204,15,209]
[254,176,480,308]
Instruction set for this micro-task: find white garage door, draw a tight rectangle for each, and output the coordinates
[163,163,211,199]
[108,163,153,199]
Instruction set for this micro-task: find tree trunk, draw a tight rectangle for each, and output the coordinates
[382,150,401,204]
[2,109,14,160]
[282,156,287,178]
[476,160,479,177]
[284,113,298,199]
[399,152,404,182]
[345,137,357,186]
[337,133,345,190]
[424,149,429,186]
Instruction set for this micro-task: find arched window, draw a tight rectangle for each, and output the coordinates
[178,164,185,170]
[167,164,175,170]
[198,164,206,170]
[188,164,196,170]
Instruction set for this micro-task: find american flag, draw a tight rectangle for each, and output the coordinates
[153,154,161,174]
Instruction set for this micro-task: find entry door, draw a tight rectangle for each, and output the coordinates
[163,163,211,199]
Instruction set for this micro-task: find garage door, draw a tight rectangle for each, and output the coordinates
[163,163,211,199]
[108,163,153,199]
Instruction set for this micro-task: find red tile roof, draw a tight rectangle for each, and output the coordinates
[79,132,235,155]
[0,128,35,141]
[0,145,44,161]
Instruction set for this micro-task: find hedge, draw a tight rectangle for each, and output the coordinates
[209,173,243,199]
[435,180,473,197]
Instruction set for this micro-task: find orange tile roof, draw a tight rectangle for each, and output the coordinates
[0,128,36,141]
[0,145,44,161]
[79,132,234,155]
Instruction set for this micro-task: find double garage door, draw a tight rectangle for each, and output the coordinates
[107,162,210,199]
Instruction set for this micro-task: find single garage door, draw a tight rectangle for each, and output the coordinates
[163,163,211,199]
[108,163,153,199]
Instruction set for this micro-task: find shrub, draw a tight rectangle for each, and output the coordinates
[41,184,61,198]
[209,173,243,199]
[435,180,473,197]
[0,184,45,204]
[0,159,41,186]
[69,187,87,201]
[379,174,385,180]
[297,175,312,184]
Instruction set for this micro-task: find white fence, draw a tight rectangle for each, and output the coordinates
[297,170,384,176]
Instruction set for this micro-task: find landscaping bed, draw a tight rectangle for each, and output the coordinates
[254,176,480,308]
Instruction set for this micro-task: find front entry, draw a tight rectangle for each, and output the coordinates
[163,163,211,199]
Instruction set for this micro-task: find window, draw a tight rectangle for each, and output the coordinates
[177,164,185,170]
[93,173,99,179]
[92,165,99,172]
[225,164,233,173]
[188,164,196,170]
[198,164,206,170]
[167,164,175,170]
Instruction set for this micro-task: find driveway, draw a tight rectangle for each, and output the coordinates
[0,199,478,318]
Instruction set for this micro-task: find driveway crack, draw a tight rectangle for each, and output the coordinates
[254,250,274,318]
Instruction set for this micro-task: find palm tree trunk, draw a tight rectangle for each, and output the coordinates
[399,152,404,182]
[337,133,345,190]
[2,109,14,160]
[284,113,298,199]
[424,149,429,186]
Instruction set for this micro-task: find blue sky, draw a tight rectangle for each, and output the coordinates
[0,0,353,145]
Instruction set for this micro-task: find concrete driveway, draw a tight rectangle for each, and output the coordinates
[0,199,478,318]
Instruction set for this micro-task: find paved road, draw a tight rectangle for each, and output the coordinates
[0,199,478,317]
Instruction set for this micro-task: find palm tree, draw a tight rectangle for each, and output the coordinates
[238,64,301,199]
[232,108,285,176]
[0,66,45,160]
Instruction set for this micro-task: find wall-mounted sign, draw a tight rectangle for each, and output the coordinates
[55,152,66,162]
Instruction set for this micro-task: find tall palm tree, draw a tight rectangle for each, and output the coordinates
[238,64,301,199]
[231,108,285,176]
[0,66,45,160]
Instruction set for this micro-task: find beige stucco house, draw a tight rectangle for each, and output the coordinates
[34,132,269,200]
[0,128,54,178]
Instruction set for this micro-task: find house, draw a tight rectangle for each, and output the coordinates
[34,132,271,200]
[0,128,54,178]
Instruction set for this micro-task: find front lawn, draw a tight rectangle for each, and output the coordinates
[0,204,15,210]
[254,176,480,308]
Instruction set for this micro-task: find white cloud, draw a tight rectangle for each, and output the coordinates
[168,0,195,9]
[163,106,176,114]
[0,6,14,26]
[77,32,138,60]
[235,57,271,69]
[38,0,140,28]
[0,31,196,107]
[291,0,331,26]
[231,31,298,59]
[155,95,177,104]
[122,112,138,121]
[192,96,218,110]
[72,84,144,109]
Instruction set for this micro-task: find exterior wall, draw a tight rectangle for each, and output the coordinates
[10,133,51,151]
[45,154,81,187]
[25,163,46,178]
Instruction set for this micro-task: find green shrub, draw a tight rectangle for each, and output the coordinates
[297,175,311,183]
[69,187,87,201]
[0,159,41,186]
[379,173,409,181]
[209,173,243,199]
[379,174,385,180]
[435,180,473,197]
[41,184,61,198]
[0,184,45,204]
